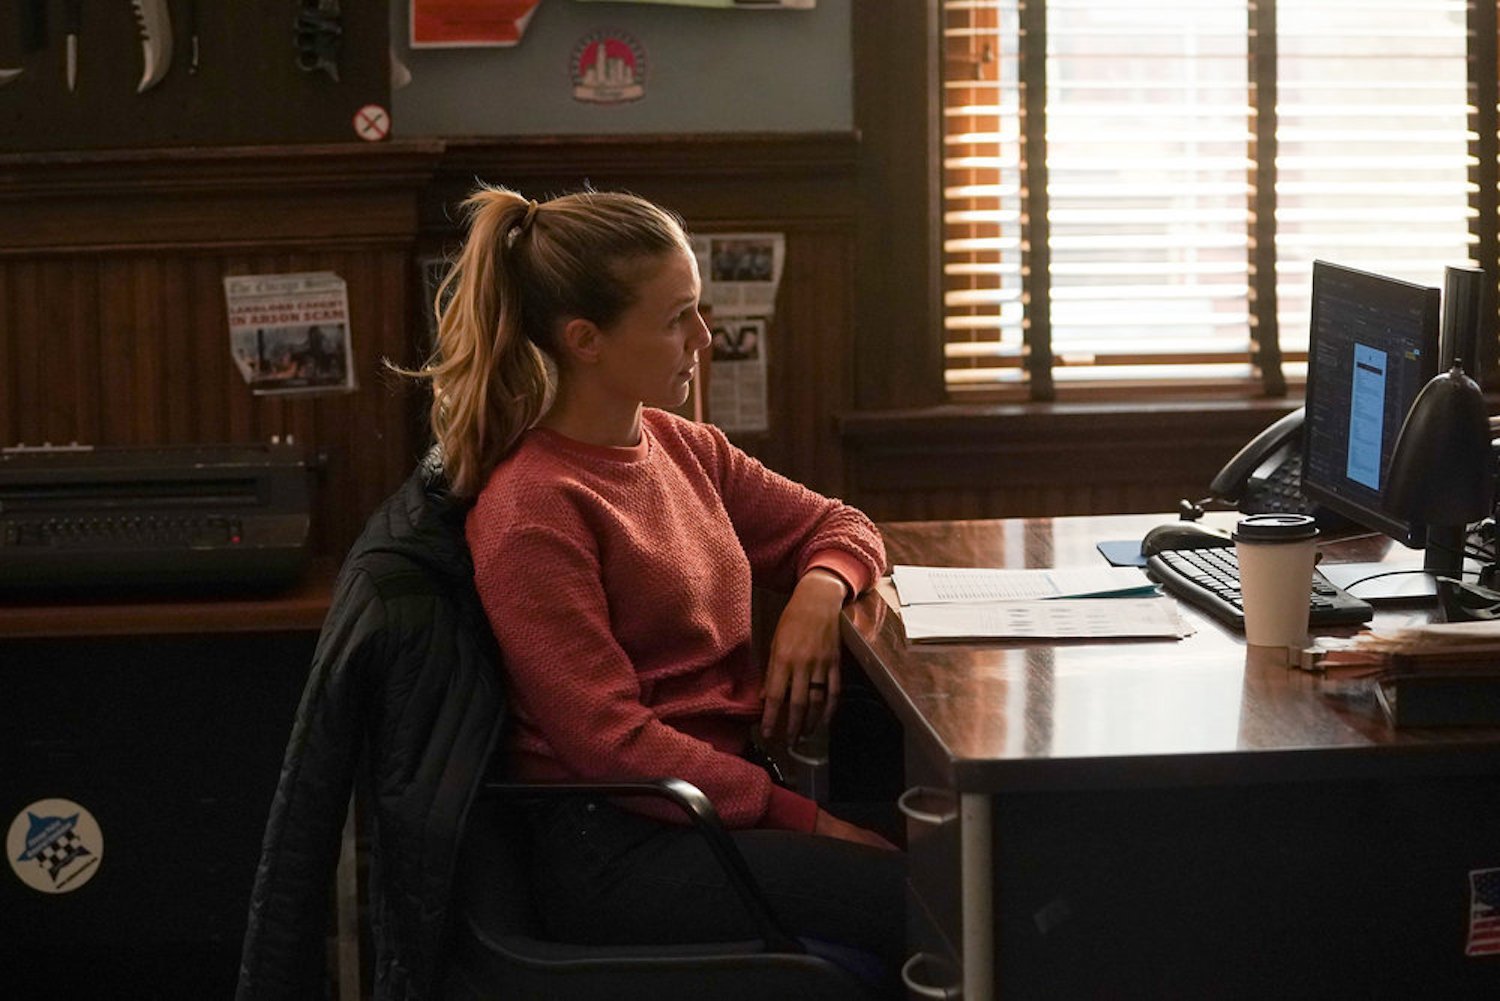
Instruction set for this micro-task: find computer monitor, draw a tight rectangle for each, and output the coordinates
[1301,260,1440,555]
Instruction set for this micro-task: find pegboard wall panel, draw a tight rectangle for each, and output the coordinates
[0,0,391,151]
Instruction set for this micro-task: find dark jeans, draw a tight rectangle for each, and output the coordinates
[523,794,906,994]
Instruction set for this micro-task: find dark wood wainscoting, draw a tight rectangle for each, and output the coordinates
[0,144,443,558]
[839,401,1299,522]
[0,136,861,558]
[1,136,1294,554]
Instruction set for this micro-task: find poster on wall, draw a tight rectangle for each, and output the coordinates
[578,0,815,8]
[692,233,785,434]
[410,0,544,47]
[223,272,357,396]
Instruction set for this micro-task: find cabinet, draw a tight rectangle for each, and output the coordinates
[0,572,332,995]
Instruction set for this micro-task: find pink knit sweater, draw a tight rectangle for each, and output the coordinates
[467,409,885,831]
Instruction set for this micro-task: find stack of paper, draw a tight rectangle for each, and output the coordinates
[1306,619,1500,726]
[1307,620,1500,675]
[889,565,1189,642]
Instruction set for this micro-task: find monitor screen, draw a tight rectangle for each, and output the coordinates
[1301,260,1440,548]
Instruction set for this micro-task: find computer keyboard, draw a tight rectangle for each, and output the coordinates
[1146,545,1374,629]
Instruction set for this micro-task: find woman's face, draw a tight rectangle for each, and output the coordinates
[595,247,713,410]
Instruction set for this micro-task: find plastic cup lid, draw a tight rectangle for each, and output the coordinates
[1233,512,1318,542]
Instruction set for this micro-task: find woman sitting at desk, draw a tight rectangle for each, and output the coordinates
[410,185,904,984]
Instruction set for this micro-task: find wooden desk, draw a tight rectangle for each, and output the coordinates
[842,514,1500,1000]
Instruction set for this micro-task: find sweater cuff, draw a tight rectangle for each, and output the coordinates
[805,549,872,602]
[762,785,819,833]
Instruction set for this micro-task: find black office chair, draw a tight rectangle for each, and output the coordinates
[447,780,879,1000]
[237,454,882,1000]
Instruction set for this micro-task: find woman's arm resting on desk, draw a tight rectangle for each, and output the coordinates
[762,567,848,742]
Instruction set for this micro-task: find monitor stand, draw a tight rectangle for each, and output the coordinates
[1318,525,1480,604]
[1317,561,1440,603]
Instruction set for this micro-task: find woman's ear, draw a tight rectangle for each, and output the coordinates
[557,317,604,366]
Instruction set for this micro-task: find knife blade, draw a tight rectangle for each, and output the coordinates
[0,68,22,88]
[186,0,199,74]
[64,0,81,92]
[132,0,173,93]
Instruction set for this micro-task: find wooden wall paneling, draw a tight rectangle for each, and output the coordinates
[841,402,1297,522]
[187,253,232,442]
[38,260,83,444]
[0,263,11,440]
[7,260,42,444]
[69,258,103,443]
[738,226,855,498]
[1,144,443,560]
[162,257,197,442]
[852,3,945,411]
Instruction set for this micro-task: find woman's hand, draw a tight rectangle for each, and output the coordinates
[761,569,848,742]
[814,808,898,851]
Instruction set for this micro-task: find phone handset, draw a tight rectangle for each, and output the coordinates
[1209,408,1305,504]
[1179,408,1311,521]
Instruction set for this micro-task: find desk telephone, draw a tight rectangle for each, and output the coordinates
[1155,408,1375,627]
[1204,408,1319,517]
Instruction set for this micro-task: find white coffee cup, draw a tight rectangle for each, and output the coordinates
[1233,513,1320,648]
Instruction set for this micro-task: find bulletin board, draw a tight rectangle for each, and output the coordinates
[0,1,391,152]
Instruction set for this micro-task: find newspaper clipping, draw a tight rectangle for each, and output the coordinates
[223,272,357,396]
[694,233,784,433]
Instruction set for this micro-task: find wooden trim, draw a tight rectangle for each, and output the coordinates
[838,400,1298,494]
[0,142,447,253]
[852,0,946,410]
[0,560,336,638]
[424,133,860,235]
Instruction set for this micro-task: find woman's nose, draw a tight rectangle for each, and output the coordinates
[691,312,713,351]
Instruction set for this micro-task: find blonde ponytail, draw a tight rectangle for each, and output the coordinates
[402,184,689,499]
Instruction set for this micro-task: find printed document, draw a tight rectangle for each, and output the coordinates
[901,596,1189,642]
[892,565,1156,605]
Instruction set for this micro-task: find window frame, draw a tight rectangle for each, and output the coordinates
[853,0,1500,414]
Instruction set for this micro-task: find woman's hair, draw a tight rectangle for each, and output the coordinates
[410,185,689,499]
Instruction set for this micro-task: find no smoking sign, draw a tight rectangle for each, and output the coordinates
[353,104,391,142]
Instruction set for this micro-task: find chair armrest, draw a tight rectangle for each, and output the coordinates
[482,777,804,955]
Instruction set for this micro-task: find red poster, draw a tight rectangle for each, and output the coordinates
[410,0,544,48]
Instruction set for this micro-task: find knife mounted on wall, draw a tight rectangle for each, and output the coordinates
[132,0,173,93]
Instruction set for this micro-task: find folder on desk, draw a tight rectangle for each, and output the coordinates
[887,566,1185,642]
[891,565,1158,605]
[898,595,1190,642]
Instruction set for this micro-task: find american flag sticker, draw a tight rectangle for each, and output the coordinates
[1466,867,1500,957]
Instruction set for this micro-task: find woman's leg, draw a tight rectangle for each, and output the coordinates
[525,796,906,980]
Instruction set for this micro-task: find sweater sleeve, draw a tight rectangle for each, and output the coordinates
[695,423,886,596]
[471,515,813,831]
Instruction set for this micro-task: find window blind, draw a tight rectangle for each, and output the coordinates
[940,0,1475,398]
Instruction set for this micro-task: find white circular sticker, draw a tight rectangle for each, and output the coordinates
[7,798,104,894]
[352,104,391,142]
